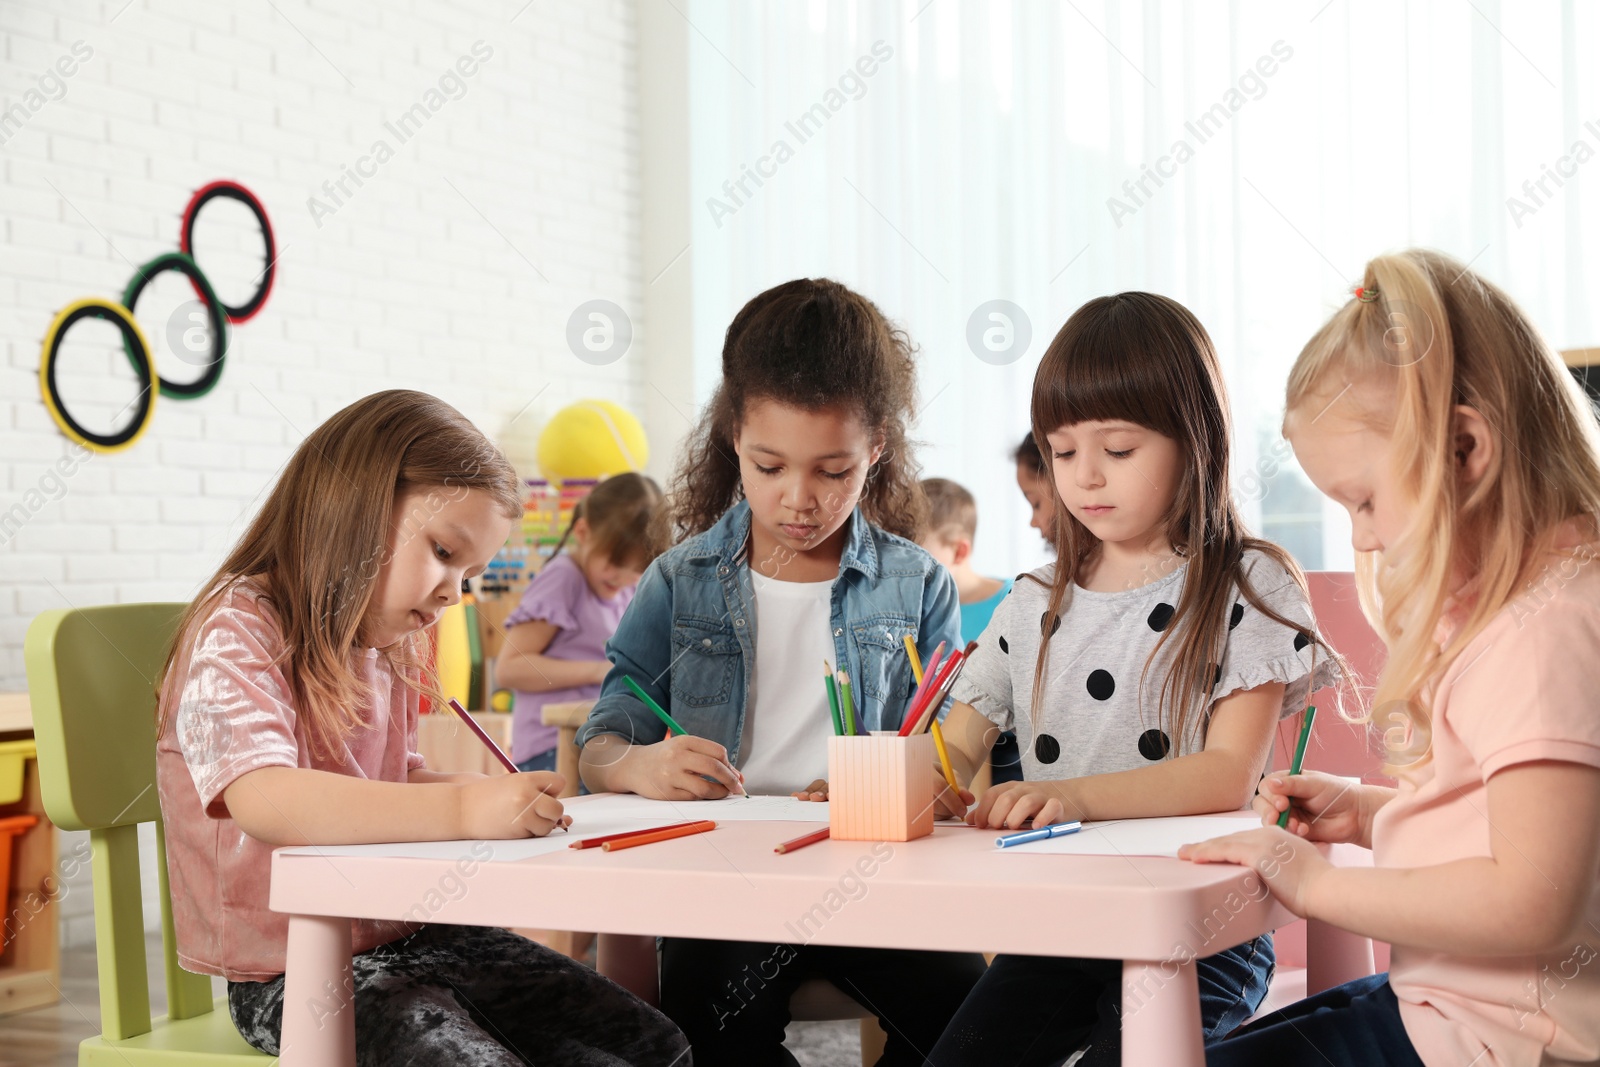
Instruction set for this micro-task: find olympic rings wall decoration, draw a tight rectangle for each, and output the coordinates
[39,179,275,453]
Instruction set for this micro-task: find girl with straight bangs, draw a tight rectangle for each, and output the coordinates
[154,389,689,1066]
[929,293,1340,1066]
[1191,250,1600,1067]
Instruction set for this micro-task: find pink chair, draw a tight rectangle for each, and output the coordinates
[1254,571,1391,1017]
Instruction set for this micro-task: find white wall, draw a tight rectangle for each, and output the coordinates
[1,0,646,944]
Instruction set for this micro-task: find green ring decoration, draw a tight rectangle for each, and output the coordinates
[120,251,229,400]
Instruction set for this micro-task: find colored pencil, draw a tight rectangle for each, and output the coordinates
[1277,705,1319,829]
[823,661,844,736]
[775,827,831,854]
[600,819,716,851]
[901,643,967,735]
[903,635,924,685]
[912,641,978,734]
[996,821,1082,848]
[623,675,745,796]
[930,719,961,794]
[570,820,708,850]
[909,641,947,712]
[446,698,519,775]
[623,674,687,736]
[838,670,857,735]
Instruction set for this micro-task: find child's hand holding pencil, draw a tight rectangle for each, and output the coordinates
[930,765,975,821]
[457,773,572,838]
[613,734,746,801]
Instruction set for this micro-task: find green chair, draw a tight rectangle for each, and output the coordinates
[25,604,273,1064]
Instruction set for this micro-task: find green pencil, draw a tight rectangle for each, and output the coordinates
[1277,705,1318,829]
[623,674,687,736]
[838,670,857,736]
[823,661,844,736]
[622,673,745,797]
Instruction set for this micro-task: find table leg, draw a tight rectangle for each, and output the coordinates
[1121,957,1204,1067]
[1306,917,1375,995]
[279,914,355,1067]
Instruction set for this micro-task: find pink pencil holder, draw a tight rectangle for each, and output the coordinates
[827,732,936,842]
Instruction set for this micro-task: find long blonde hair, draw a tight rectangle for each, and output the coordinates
[1030,292,1327,756]
[157,390,523,760]
[1286,249,1600,770]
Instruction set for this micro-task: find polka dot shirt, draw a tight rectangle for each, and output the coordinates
[952,549,1339,783]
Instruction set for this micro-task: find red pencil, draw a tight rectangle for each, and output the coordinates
[900,647,963,735]
[911,642,978,734]
[775,827,831,854]
[447,697,519,774]
[570,820,708,850]
[600,820,717,852]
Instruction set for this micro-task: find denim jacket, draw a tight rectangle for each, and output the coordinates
[575,500,962,763]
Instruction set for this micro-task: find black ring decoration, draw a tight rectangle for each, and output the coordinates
[121,251,229,400]
[44,303,155,452]
[180,180,276,323]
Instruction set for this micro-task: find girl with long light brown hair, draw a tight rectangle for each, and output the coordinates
[154,389,687,1065]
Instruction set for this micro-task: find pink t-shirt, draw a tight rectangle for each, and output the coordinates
[155,579,426,982]
[1374,545,1600,1067]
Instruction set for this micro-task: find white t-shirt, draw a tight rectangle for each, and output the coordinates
[738,571,835,794]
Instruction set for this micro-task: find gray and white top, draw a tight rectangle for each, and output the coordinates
[952,549,1338,783]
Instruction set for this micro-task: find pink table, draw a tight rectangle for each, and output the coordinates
[270,799,1373,1066]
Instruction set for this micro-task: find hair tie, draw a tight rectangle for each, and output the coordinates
[1354,285,1380,303]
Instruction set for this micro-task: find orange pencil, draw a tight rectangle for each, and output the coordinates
[775,827,831,854]
[570,820,708,850]
[600,819,717,851]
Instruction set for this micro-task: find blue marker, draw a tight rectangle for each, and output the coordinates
[996,821,1083,848]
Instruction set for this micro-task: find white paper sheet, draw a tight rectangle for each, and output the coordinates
[996,813,1261,858]
[580,793,832,825]
[278,794,831,862]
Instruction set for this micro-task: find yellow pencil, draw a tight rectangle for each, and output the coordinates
[930,719,960,794]
[903,634,924,685]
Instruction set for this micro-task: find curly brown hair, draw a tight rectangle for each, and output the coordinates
[668,278,929,541]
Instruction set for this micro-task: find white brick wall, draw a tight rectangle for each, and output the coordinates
[2,0,646,943]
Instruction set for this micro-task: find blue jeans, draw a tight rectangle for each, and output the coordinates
[929,934,1274,1067]
[515,749,558,773]
[1207,973,1426,1067]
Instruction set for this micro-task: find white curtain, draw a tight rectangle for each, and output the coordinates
[685,0,1600,576]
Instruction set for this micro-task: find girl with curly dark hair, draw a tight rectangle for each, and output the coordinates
[577,278,985,1066]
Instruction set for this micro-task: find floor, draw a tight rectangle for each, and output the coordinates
[0,934,864,1066]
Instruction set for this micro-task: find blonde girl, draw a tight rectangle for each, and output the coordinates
[1188,249,1600,1067]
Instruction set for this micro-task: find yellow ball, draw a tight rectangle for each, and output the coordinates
[537,400,649,480]
[490,689,513,713]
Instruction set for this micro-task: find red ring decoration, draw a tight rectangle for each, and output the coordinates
[179,180,276,324]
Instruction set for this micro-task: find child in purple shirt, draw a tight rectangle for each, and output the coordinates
[496,473,666,771]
